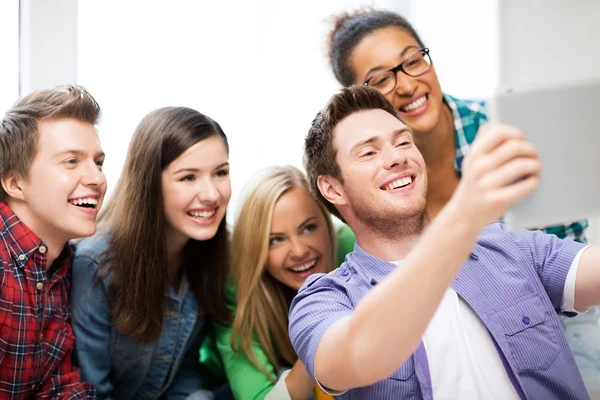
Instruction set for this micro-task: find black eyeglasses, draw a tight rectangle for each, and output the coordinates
[363,48,432,95]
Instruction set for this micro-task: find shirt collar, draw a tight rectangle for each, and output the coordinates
[0,201,72,270]
[167,267,190,302]
[347,239,481,286]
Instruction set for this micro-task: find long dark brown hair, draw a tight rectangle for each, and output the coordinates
[97,107,230,343]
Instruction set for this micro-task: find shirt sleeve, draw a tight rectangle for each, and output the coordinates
[512,229,587,312]
[561,246,591,314]
[264,369,292,400]
[70,254,115,398]
[288,274,354,383]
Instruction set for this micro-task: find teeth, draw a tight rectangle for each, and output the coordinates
[68,197,97,206]
[401,95,427,112]
[189,210,216,219]
[290,260,316,273]
[385,176,413,191]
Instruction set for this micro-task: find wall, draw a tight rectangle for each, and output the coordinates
[498,0,600,243]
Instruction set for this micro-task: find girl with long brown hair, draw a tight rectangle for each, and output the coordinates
[71,107,231,399]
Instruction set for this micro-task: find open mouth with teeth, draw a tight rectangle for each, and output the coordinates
[381,175,415,191]
[288,257,318,275]
[400,94,428,113]
[68,198,98,209]
[188,209,216,220]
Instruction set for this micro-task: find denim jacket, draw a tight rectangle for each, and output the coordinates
[71,234,208,399]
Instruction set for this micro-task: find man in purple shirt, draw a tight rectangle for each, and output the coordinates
[289,85,600,399]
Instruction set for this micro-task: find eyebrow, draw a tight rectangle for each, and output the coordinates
[270,216,317,236]
[54,149,105,159]
[349,128,412,154]
[173,161,229,175]
[364,45,420,79]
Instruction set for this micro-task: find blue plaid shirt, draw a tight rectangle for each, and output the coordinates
[445,93,589,243]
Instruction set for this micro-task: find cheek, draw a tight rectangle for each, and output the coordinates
[218,180,232,204]
[162,185,186,217]
[266,248,286,277]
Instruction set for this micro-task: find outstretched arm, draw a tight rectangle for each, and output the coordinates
[307,125,541,391]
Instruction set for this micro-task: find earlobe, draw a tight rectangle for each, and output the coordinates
[1,173,26,201]
[317,175,348,207]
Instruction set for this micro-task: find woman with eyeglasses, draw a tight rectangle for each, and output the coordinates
[326,8,600,393]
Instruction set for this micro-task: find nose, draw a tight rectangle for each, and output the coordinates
[82,161,106,187]
[196,177,219,204]
[393,71,417,96]
[382,143,408,170]
[289,237,309,260]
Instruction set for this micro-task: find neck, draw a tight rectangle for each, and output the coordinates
[8,200,66,268]
[166,230,189,289]
[414,101,455,166]
[350,213,428,262]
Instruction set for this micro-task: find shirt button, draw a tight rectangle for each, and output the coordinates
[341,269,349,276]
[522,316,530,325]
[31,383,37,392]
[18,254,25,261]
[38,245,47,254]
[36,282,43,291]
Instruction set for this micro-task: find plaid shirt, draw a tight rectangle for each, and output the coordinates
[446,93,589,243]
[0,202,95,399]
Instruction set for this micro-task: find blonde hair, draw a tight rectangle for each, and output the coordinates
[230,165,336,379]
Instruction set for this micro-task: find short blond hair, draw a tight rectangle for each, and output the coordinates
[0,84,101,201]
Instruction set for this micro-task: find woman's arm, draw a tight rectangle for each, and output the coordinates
[214,321,282,400]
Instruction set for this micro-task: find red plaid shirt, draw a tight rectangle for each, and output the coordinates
[0,202,95,399]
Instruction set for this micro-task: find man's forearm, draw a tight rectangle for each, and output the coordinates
[315,200,482,390]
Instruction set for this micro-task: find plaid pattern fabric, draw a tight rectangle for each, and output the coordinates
[0,202,95,399]
[446,93,589,243]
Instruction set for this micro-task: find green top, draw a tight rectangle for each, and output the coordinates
[211,280,281,400]
[206,231,356,399]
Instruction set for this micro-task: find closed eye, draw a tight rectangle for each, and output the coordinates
[360,151,376,158]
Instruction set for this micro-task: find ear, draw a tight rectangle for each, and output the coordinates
[317,175,349,207]
[1,173,26,202]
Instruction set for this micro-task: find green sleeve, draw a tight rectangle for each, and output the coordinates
[213,281,280,400]
[336,224,356,266]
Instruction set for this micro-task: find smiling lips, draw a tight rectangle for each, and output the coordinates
[399,94,428,113]
[383,176,413,191]
[68,197,98,209]
[188,209,216,219]
[288,258,317,274]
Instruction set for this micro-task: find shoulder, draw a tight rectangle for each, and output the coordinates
[74,233,112,264]
[72,233,113,287]
[445,93,487,116]
[294,267,354,306]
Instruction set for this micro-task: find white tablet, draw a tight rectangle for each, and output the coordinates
[487,79,600,231]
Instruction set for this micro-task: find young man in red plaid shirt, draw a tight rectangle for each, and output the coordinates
[0,85,107,398]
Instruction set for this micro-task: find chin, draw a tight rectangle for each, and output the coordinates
[68,225,97,241]
[187,227,220,242]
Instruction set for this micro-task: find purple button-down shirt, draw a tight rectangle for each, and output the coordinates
[289,222,589,399]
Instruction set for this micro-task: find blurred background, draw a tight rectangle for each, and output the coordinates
[0,0,598,243]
